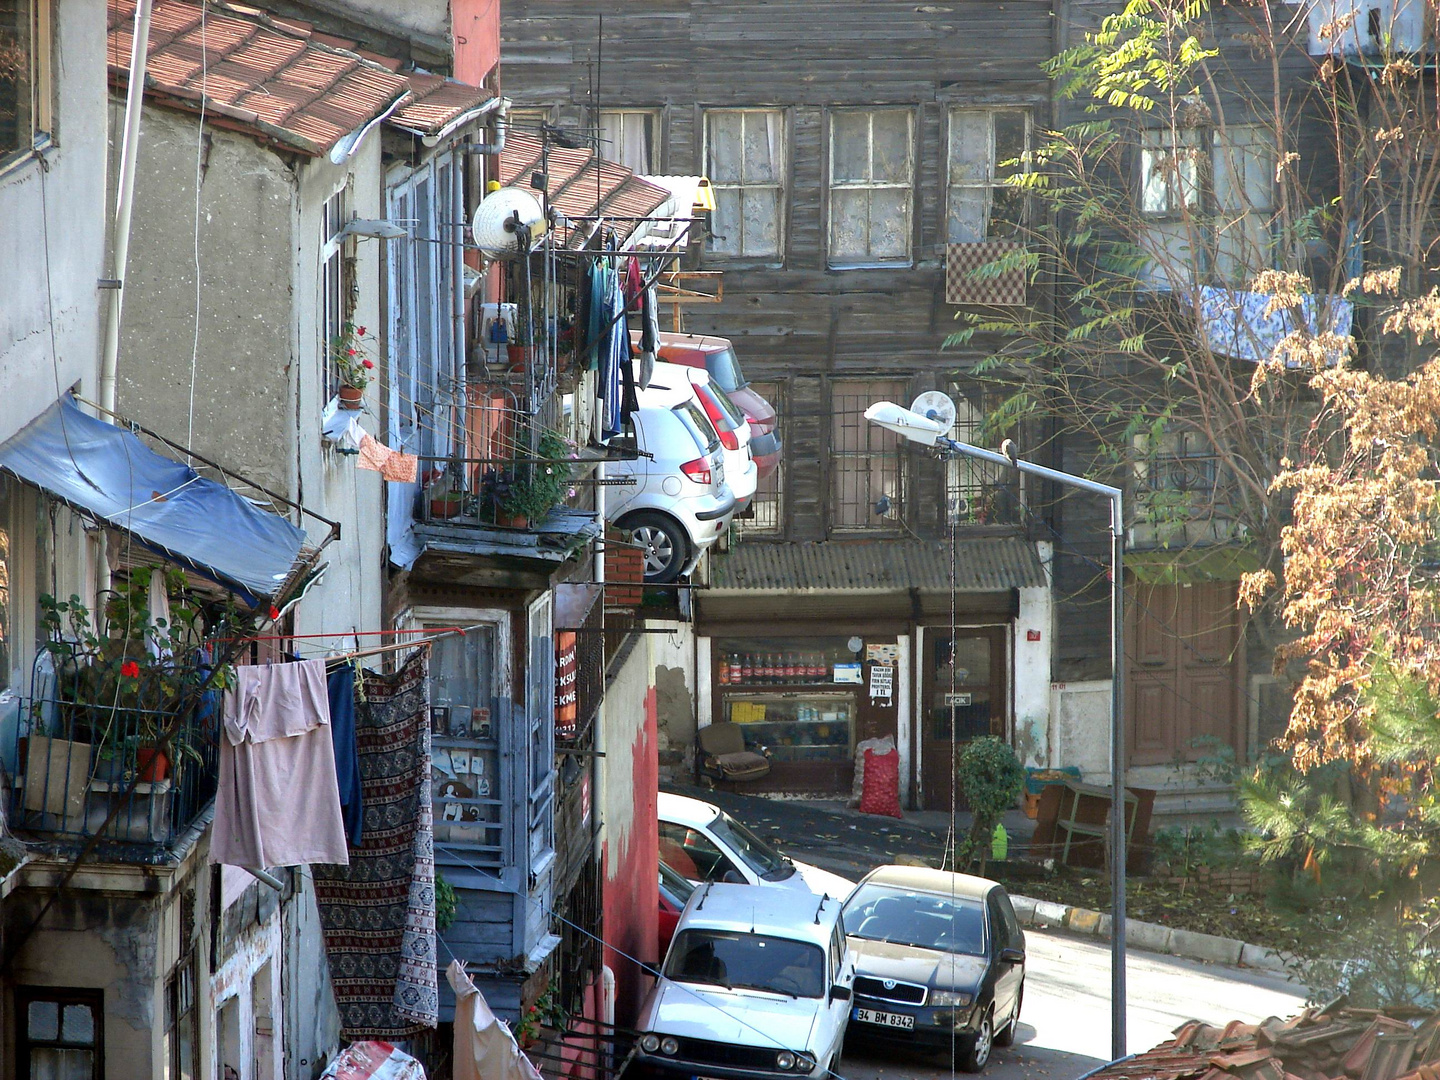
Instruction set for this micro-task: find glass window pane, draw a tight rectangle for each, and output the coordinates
[868,187,910,259]
[740,188,780,257]
[990,185,1025,238]
[871,112,911,183]
[994,110,1027,178]
[30,1047,94,1080]
[831,112,870,182]
[710,187,742,255]
[742,113,779,183]
[949,111,991,184]
[60,1004,94,1044]
[948,186,987,243]
[707,112,744,183]
[829,188,869,260]
[0,0,34,154]
[1140,148,1169,214]
[28,1000,59,1041]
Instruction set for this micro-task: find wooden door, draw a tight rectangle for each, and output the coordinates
[921,627,1007,811]
[1126,582,1242,766]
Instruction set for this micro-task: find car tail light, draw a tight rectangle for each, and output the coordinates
[679,457,712,485]
[745,413,774,436]
[697,390,741,450]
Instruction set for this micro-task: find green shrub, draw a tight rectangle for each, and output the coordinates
[957,736,1025,876]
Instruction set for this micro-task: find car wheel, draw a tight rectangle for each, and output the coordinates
[621,511,689,584]
[995,985,1022,1047]
[959,1008,994,1073]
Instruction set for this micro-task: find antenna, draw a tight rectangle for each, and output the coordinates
[695,881,711,911]
[813,894,828,924]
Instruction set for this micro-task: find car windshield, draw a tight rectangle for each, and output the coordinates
[665,929,826,998]
[710,812,795,881]
[706,347,747,393]
[843,884,988,956]
[660,860,697,907]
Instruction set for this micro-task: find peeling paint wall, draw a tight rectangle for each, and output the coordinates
[1051,680,1112,779]
[1014,542,1055,768]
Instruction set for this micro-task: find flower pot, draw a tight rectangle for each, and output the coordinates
[506,344,533,372]
[338,385,365,410]
[137,746,170,783]
[430,497,463,520]
[496,510,529,529]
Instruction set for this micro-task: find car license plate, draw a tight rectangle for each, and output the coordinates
[854,1007,914,1030]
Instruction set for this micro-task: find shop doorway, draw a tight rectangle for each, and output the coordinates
[920,627,1007,811]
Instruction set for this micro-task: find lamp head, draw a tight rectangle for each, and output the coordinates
[863,401,948,447]
[337,217,407,241]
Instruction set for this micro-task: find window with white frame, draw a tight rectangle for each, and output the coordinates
[1212,124,1276,285]
[1140,127,1204,218]
[947,109,1031,242]
[705,109,786,260]
[828,109,914,267]
[0,0,51,160]
[598,109,658,173]
[320,189,349,403]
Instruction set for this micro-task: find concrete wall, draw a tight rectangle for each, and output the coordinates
[1013,541,1055,768]
[1051,679,1111,779]
[0,0,107,445]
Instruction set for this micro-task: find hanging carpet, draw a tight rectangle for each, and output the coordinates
[315,651,438,1039]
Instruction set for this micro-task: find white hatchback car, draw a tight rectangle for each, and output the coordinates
[635,883,854,1080]
[659,792,855,899]
[641,362,759,516]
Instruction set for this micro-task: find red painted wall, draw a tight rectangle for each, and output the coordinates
[602,685,660,1027]
[452,0,501,85]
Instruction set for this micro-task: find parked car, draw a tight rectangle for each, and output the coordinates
[658,792,854,898]
[635,330,782,479]
[606,383,735,584]
[658,859,697,955]
[634,883,854,1080]
[641,362,758,515]
[841,865,1026,1073]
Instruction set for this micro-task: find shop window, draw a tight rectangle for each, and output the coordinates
[828,109,914,267]
[16,987,102,1080]
[830,379,906,530]
[946,108,1030,242]
[164,960,198,1080]
[320,188,350,403]
[737,379,783,535]
[705,109,786,260]
[598,109,657,173]
[1,0,51,161]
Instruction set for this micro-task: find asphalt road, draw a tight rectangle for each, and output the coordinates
[837,928,1307,1080]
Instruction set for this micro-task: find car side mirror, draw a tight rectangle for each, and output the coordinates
[830,985,852,1003]
[999,947,1025,964]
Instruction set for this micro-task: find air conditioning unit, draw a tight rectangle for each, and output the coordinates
[1306,0,1426,55]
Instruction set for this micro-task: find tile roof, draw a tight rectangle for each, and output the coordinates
[499,131,671,248]
[1087,1006,1440,1080]
[389,72,495,140]
[708,537,1048,593]
[108,0,413,156]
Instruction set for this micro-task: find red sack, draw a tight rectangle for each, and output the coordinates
[858,748,902,818]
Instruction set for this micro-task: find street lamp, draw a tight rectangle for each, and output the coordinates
[865,396,1129,1059]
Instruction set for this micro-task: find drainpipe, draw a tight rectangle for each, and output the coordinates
[592,459,607,868]
[100,0,155,418]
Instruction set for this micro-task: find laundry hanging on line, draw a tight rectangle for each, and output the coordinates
[357,434,419,483]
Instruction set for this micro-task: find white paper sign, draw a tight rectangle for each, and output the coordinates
[869,664,894,701]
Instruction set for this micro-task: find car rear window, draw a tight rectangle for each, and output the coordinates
[674,401,720,455]
[706,347,747,394]
[708,385,747,428]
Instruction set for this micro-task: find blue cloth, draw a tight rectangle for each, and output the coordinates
[601,281,628,438]
[1197,286,1353,366]
[327,664,364,846]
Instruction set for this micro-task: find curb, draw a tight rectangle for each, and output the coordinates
[1009,893,1293,976]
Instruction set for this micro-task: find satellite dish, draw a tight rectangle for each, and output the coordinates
[471,187,546,259]
[910,391,958,436]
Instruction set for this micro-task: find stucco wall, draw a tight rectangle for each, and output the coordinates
[1051,679,1112,780]
[0,0,107,444]
[1014,541,1055,768]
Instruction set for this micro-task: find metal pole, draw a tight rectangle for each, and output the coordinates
[936,435,1126,1056]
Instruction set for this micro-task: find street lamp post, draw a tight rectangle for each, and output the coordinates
[864,401,1127,1059]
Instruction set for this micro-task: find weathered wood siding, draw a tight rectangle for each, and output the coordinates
[502,0,1056,544]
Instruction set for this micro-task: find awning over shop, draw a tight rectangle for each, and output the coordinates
[0,397,313,606]
[709,537,1047,593]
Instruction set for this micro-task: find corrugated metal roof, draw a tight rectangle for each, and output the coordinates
[709,537,1046,593]
[108,0,412,156]
[499,131,671,248]
[389,73,495,139]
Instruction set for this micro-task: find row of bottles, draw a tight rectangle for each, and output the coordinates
[719,652,834,685]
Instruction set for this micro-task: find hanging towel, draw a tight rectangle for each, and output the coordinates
[314,651,437,1039]
[211,659,349,869]
[328,664,364,847]
[638,283,660,390]
[356,434,419,484]
[623,255,643,308]
[601,279,627,439]
[448,961,544,1080]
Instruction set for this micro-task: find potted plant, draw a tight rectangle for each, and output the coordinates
[494,432,573,528]
[331,321,376,409]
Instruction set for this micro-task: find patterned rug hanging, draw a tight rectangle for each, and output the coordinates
[315,650,438,1039]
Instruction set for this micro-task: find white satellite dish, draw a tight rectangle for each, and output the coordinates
[471,187,546,260]
[910,391,958,436]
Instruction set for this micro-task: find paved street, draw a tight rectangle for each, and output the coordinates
[838,927,1306,1080]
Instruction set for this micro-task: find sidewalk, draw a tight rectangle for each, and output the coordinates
[665,783,1037,880]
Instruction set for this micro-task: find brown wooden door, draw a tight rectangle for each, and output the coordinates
[921,627,1007,810]
[1126,582,1242,766]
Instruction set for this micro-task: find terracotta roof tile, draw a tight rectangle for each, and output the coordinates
[389,72,495,138]
[107,0,411,156]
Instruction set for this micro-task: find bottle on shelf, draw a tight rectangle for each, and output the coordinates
[719,655,730,684]
[784,653,796,681]
[742,653,753,682]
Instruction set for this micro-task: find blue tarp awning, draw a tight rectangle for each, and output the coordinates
[0,397,310,606]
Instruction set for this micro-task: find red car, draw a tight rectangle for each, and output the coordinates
[633,331,782,479]
[657,858,697,956]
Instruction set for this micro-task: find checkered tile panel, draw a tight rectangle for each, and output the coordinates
[945,241,1027,305]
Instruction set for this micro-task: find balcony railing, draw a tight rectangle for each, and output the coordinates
[8,657,221,861]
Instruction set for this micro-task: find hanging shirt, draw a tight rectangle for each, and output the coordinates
[601,279,628,439]
[327,664,364,847]
[447,961,544,1080]
[638,283,660,391]
[211,659,349,869]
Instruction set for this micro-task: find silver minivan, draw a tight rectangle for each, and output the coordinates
[607,380,735,583]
